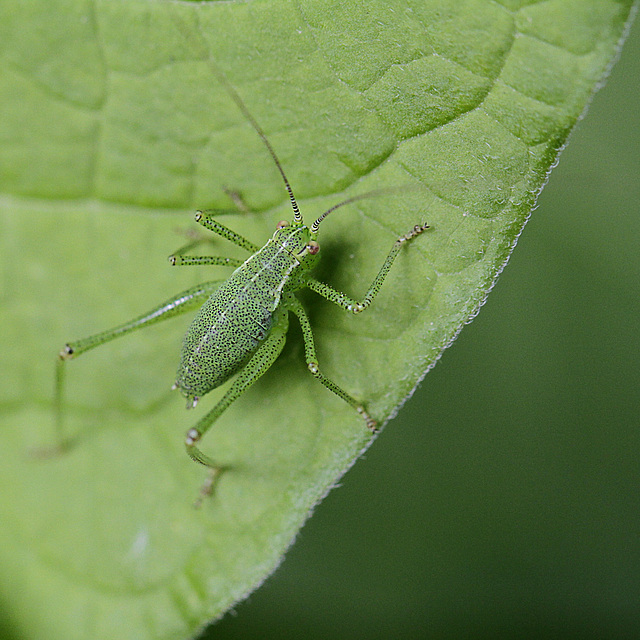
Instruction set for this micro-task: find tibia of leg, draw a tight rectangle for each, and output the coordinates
[307,362,378,432]
[287,294,378,432]
[194,212,260,253]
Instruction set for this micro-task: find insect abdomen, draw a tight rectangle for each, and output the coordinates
[175,238,298,399]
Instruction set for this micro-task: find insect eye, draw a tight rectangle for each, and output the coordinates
[276,220,290,229]
[307,241,320,255]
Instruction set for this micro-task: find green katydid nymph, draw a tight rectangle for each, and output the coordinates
[54,28,429,504]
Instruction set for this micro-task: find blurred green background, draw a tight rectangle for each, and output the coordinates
[207,20,640,640]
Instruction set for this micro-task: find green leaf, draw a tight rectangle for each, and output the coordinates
[0,1,635,638]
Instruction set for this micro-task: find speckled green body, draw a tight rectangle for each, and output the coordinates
[55,55,428,500]
[175,224,317,404]
[55,206,427,499]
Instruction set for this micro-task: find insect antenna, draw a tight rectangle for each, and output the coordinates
[311,188,415,234]
[212,70,302,225]
[176,17,303,225]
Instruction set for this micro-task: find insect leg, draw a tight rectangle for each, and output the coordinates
[194,211,260,253]
[307,223,429,314]
[169,255,244,268]
[59,281,223,361]
[286,294,377,432]
[53,280,223,453]
[170,200,252,257]
[184,309,289,498]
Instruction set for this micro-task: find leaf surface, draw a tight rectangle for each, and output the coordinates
[0,1,635,638]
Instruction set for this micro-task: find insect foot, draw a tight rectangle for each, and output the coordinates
[193,467,225,509]
[357,406,378,432]
[398,222,430,244]
[185,426,226,507]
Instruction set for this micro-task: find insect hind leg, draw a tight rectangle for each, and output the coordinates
[49,281,222,456]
